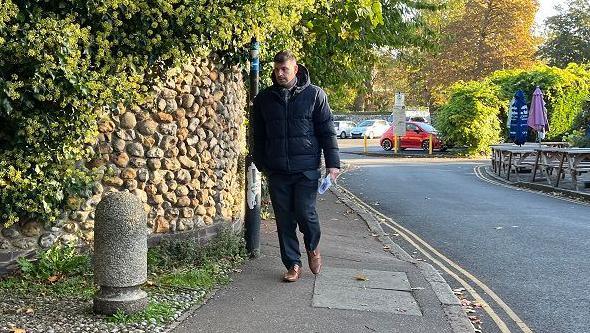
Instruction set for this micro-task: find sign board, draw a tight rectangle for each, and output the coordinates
[391,106,406,136]
[394,92,405,107]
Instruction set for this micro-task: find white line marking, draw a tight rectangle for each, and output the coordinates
[473,166,590,207]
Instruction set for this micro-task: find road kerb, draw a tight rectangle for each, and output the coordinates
[331,186,414,262]
[330,185,476,333]
[480,165,590,202]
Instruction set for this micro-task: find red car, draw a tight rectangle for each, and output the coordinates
[380,121,445,151]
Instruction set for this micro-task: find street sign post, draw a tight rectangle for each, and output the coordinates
[392,92,406,153]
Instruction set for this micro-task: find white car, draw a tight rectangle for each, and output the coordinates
[333,120,356,139]
[350,119,390,139]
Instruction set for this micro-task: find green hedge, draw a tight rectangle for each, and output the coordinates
[489,64,590,140]
[436,64,590,155]
[434,81,503,156]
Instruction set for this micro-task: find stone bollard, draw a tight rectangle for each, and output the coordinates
[93,192,148,315]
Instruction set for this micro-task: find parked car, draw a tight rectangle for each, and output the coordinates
[350,119,390,139]
[333,120,356,139]
[380,121,446,151]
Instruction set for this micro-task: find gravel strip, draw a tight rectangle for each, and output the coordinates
[0,287,207,333]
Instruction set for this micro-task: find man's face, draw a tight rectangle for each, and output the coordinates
[273,60,298,86]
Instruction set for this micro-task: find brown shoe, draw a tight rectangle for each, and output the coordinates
[282,265,302,282]
[307,250,322,274]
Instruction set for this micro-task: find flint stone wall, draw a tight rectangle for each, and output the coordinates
[0,56,247,268]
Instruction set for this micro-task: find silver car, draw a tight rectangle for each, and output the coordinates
[350,119,390,139]
[333,120,356,139]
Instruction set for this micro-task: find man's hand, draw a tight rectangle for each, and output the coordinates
[327,168,340,183]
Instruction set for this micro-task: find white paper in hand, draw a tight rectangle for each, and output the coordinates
[318,175,332,194]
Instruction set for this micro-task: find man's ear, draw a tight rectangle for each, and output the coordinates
[293,62,299,74]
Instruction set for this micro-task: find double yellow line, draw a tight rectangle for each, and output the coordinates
[336,183,533,333]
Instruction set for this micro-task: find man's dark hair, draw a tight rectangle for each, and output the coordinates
[273,50,296,63]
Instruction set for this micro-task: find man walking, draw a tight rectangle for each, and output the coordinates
[252,51,340,282]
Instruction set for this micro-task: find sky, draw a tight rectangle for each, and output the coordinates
[535,0,568,27]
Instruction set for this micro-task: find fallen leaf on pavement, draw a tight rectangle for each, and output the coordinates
[371,233,378,237]
[494,226,504,230]
[11,329,26,333]
[383,245,391,250]
[354,274,368,281]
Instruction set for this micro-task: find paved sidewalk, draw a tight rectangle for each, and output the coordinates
[171,188,474,333]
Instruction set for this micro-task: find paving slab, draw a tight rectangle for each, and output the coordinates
[313,267,421,315]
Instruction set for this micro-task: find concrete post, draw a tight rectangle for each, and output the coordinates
[93,192,148,315]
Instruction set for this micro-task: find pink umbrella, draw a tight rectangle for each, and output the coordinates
[528,86,549,143]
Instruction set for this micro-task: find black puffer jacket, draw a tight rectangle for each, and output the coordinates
[251,64,340,174]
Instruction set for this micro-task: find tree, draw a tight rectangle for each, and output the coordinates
[299,0,440,111]
[398,0,539,108]
[538,0,590,67]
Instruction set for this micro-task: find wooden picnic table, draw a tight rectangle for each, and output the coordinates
[490,142,570,178]
[532,147,590,190]
[490,145,538,181]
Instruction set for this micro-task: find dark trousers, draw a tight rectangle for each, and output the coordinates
[267,171,320,269]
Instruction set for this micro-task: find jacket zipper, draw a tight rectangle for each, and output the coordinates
[284,92,291,172]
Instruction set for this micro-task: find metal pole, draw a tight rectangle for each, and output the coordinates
[244,38,261,258]
[429,133,433,155]
[364,133,368,154]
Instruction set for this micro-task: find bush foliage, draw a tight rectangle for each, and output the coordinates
[436,64,590,155]
[435,81,503,155]
[489,64,590,140]
[0,0,317,227]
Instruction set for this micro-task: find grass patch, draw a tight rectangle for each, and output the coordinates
[0,242,95,299]
[157,261,232,289]
[0,274,96,299]
[147,228,247,273]
[1,227,247,325]
[108,301,175,324]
